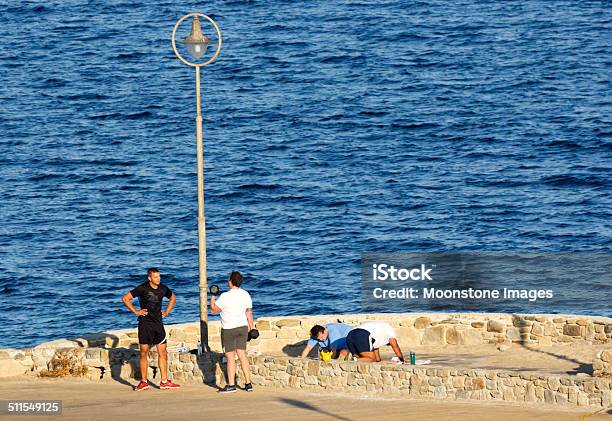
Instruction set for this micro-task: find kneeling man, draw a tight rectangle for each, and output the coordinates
[346,321,405,363]
[300,323,352,360]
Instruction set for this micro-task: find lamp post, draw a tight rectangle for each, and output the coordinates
[171,13,222,353]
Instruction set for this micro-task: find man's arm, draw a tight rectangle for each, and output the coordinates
[162,293,176,318]
[300,344,314,358]
[210,295,221,314]
[246,308,254,330]
[121,292,147,316]
[388,338,404,362]
[373,348,381,362]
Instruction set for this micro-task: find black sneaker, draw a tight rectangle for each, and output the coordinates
[218,385,237,394]
[244,383,253,392]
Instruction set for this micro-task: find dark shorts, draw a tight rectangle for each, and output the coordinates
[346,329,374,356]
[221,326,248,352]
[138,321,167,345]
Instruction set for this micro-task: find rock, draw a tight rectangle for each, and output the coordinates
[255,320,271,330]
[543,321,558,336]
[538,337,552,346]
[487,320,505,333]
[531,323,544,336]
[276,328,301,340]
[433,386,446,398]
[446,327,482,346]
[428,377,442,386]
[577,391,589,406]
[466,377,485,391]
[471,322,485,328]
[288,375,301,388]
[395,327,421,347]
[34,339,79,350]
[506,328,520,342]
[600,350,612,363]
[414,317,432,329]
[0,359,27,378]
[497,343,511,352]
[275,319,301,328]
[445,327,460,345]
[563,324,581,337]
[547,377,560,391]
[400,319,415,327]
[544,389,555,404]
[422,325,446,345]
[458,328,482,346]
[307,361,319,376]
[453,376,465,388]
[304,375,318,385]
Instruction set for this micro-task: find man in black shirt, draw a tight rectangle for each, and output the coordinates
[122,267,180,391]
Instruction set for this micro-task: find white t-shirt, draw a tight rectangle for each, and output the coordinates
[358,321,396,349]
[215,288,252,329]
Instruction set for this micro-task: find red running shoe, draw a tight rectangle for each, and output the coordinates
[134,380,150,392]
[160,380,181,390]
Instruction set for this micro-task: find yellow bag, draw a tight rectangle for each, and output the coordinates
[319,346,333,362]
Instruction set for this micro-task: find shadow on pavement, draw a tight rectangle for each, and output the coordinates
[277,398,354,421]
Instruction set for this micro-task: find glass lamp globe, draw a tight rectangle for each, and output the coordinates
[183,16,210,60]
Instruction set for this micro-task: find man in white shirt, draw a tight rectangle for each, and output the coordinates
[210,271,254,393]
[346,321,405,363]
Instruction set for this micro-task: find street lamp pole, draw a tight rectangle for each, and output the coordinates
[194,63,208,352]
[171,13,222,353]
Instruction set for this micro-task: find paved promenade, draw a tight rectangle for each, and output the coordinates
[1,378,610,421]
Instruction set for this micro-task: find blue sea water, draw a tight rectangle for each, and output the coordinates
[0,1,610,349]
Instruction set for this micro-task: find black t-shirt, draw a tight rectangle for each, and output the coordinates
[130,282,173,324]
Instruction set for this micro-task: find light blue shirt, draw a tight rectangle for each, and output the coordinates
[307,323,352,350]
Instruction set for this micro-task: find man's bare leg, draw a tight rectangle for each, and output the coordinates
[156,342,168,382]
[355,350,378,362]
[225,351,236,386]
[337,349,349,360]
[236,349,251,384]
[139,344,150,381]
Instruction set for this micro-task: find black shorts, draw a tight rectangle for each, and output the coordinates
[346,329,374,356]
[138,321,167,345]
[221,326,248,352]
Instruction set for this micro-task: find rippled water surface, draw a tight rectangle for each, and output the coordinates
[1,1,610,348]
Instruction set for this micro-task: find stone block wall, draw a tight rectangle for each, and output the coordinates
[594,349,612,377]
[17,347,612,410]
[41,313,612,356]
[32,313,610,357]
[253,312,612,353]
[246,356,612,409]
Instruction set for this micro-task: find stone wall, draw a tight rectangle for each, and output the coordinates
[594,349,612,377]
[55,312,612,356]
[246,356,612,409]
[11,347,612,410]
